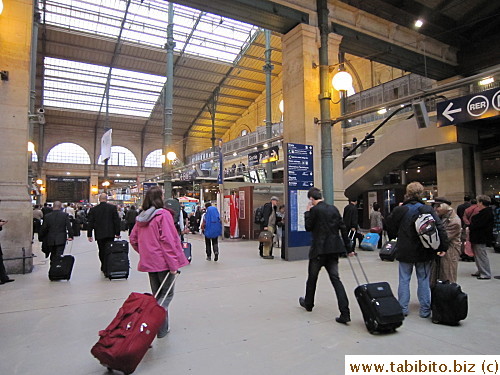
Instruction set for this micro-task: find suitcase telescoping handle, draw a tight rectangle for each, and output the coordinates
[155,271,180,306]
[346,251,370,286]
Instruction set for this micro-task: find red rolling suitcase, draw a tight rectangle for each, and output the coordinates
[91,272,179,374]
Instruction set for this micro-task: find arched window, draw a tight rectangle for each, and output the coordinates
[46,142,91,164]
[98,146,137,166]
[144,149,162,168]
[32,151,38,162]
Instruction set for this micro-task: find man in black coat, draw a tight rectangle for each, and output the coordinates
[386,182,448,318]
[343,197,364,249]
[38,201,74,262]
[470,195,494,279]
[298,187,353,324]
[87,193,120,274]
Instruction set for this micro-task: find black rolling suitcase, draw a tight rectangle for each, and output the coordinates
[347,254,404,334]
[106,240,130,280]
[49,242,75,281]
[379,239,397,261]
[431,259,468,325]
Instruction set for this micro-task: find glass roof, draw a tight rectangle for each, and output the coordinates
[44,57,167,117]
[44,0,259,63]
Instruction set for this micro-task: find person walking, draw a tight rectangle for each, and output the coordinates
[201,203,222,261]
[298,187,353,324]
[386,182,448,318]
[369,202,384,248]
[33,205,43,238]
[129,186,189,338]
[124,205,138,236]
[469,195,494,280]
[259,196,279,259]
[343,197,364,250]
[431,197,462,284]
[38,201,74,263]
[87,193,120,275]
[0,219,15,285]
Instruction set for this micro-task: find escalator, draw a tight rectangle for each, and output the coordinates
[343,117,477,198]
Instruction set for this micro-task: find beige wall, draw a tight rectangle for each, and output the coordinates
[0,0,35,273]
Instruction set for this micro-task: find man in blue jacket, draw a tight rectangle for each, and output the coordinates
[298,187,353,324]
[386,182,448,318]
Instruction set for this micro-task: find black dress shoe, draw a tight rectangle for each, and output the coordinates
[214,253,219,262]
[299,297,312,312]
[335,315,351,324]
[0,279,14,285]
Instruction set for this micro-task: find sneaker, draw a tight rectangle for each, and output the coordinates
[206,257,211,261]
[298,297,312,312]
[471,272,480,277]
[335,315,351,324]
[263,255,274,259]
[477,276,491,280]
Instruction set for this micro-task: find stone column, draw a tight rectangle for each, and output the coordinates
[89,172,99,204]
[0,0,35,273]
[436,146,474,206]
[281,23,322,186]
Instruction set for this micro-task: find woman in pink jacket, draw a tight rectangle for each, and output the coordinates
[130,186,189,338]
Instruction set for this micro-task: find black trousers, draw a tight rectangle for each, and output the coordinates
[205,237,219,257]
[0,246,10,282]
[48,244,66,263]
[97,238,114,273]
[127,222,135,236]
[304,254,350,316]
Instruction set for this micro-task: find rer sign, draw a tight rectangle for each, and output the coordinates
[437,87,500,127]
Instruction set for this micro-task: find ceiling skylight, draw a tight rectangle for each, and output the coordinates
[44,0,259,63]
[44,57,166,117]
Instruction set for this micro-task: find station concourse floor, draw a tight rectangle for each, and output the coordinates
[1,233,500,375]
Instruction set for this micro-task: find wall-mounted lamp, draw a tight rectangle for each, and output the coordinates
[166,151,177,161]
[0,0,4,15]
[27,141,35,152]
[36,179,43,185]
[332,71,353,92]
[415,19,424,28]
[91,186,99,194]
[102,181,110,187]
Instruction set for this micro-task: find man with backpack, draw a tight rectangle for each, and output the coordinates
[256,196,279,259]
[386,182,448,318]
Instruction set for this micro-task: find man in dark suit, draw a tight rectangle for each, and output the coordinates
[343,197,364,249]
[38,201,73,262]
[298,187,354,324]
[87,193,120,274]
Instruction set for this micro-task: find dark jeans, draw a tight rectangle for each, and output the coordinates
[48,244,66,263]
[0,247,10,282]
[149,271,175,336]
[304,254,350,316]
[97,237,114,273]
[127,222,135,236]
[205,237,219,257]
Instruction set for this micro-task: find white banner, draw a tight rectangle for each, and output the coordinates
[100,129,112,161]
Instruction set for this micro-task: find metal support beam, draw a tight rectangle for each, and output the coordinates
[263,29,274,183]
[317,0,334,204]
[163,2,175,199]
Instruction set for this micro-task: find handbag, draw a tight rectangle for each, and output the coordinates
[370,226,382,234]
[258,230,273,244]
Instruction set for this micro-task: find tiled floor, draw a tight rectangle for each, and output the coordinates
[1,233,499,374]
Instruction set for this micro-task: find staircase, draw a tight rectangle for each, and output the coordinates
[343,117,476,198]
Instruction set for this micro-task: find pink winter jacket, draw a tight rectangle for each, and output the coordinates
[129,208,189,272]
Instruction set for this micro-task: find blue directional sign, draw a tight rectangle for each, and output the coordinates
[437,87,500,127]
[286,143,313,249]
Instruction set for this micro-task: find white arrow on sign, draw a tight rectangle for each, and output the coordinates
[442,102,462,122]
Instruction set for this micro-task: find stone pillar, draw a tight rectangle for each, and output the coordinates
[436,146,474,206]
[281,23,322,186]
[89,171,99,204]
[473,147,483,195]
[0,0,35,273]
